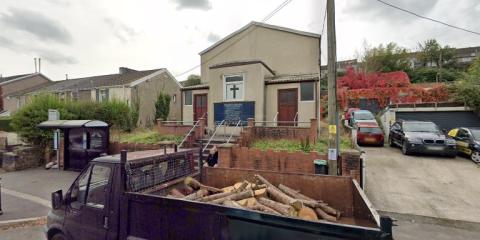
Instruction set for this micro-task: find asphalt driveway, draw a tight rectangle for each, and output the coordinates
[364,146,480,223]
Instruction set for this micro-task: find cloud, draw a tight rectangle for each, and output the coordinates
[171,0,212,10]
[344,0,439,24]
[104,18,139,43]
[0,7,73,44]
[207,32,221,42]
[0,35,76,64]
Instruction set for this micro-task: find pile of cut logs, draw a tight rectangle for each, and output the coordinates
[168,175,341,222]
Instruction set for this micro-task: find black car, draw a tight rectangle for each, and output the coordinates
[388,120,456,157]
[448,127,480,163]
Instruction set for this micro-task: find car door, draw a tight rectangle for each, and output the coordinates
[64,163,113,240]
[456,129,472,155]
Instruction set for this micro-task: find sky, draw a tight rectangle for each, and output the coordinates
[0,0,479,80]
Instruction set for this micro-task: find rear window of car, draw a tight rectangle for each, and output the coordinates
[359,127,383,134]
[354,112,374,120]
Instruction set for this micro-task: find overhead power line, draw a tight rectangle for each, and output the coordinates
[175,0,293,78]
[376,0,480,36]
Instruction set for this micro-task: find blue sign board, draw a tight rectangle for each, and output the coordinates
[214,102,255,125]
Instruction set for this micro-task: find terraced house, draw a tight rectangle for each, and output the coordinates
[182,22,321,129]
[28,67,182,127]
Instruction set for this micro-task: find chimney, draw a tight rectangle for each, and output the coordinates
[119,67,136,74]
[34,58,37,73]
[38,58,42,73]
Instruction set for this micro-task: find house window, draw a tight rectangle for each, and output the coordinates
[300,82,314,101]
[224,74,244,101]
[96,89,109,102]
[184,91,192,105]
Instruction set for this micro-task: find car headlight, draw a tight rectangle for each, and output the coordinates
[446,139,456,145]
[407,138,422,144]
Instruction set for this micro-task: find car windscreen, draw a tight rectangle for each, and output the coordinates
[359,127,383,134]
[354,112,374,120]
[403,122,440,133]
[471,129,480,141]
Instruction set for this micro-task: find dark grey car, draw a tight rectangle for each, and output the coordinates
[389,120,457,157]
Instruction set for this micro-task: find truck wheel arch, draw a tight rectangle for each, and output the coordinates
[48,228,66,240]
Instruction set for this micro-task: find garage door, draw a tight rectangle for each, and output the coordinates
[396,111,480,130]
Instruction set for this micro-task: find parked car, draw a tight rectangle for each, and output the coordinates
[350,110,376,127]
[356,122,384,146]
[388,120,456,157]
[448,127,480,163]
[344,108,360,126]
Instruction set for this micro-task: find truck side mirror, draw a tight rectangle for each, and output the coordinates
[52,189,63,210]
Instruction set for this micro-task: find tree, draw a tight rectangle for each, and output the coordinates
[361,42,411,73]
[450,58,480,110]
[155,92,171,121]
[181,74,201,87]
[417,39,456,68]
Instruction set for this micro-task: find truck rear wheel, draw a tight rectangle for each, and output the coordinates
[51,232,67,240]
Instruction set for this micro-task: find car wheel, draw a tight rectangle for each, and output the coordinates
[402,141,410,155]
[51,232,67,240]
[389,137,395,147]
[471,151,480,163]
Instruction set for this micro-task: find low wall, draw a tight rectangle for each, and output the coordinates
[2,146,42,171]
[238,118,318,146]
[157,118,206,147]
[217,144,362,183]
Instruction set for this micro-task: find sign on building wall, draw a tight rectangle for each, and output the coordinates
[214,102,255,125]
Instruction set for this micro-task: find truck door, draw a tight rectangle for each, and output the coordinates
[64,163,113,240]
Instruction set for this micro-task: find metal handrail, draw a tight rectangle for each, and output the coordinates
[227,120,242,143]
[177,112,208,148]
[293,112,299,122]
[162,121,196,124]
[178,120,200,148]
[203,120,225,152]
[273,112,279,126]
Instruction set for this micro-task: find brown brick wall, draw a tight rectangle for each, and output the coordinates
[108,141,175,155]
[156,118,205,147]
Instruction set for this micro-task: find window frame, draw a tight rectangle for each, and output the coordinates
[300,82,315,102]
[85,164,112,209]
[223,73,245,102]
[184,90,193,106]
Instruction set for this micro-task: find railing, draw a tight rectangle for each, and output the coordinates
[227,120,243,144]
[177,113,207,148]
[273,112,279,126]
[161,121,196,125]
[203,120,225,152]
[254,120,310,127]
[293,112,299,126]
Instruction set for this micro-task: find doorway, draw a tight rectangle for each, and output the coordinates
[277,88,298,126]
[194,94,208,124]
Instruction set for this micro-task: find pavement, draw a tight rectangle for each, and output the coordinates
[0,167,78,239]
[364,145,480,238]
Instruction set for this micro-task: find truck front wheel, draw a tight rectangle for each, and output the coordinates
[51,232,67,240]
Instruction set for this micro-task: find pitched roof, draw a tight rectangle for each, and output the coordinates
[6,81,58,97]
[0,73,32,83]
[200,21,320,55]
[41,68,162,92]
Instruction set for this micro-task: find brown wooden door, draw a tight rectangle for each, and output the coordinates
[278,88,298,126]
[194,94,208,123]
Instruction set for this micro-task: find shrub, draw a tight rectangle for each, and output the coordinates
[0,117,13,132]
[11,94,135,146]
[155,93,171,121]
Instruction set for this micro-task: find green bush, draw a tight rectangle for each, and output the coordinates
[155,93,171,121]
[0,117,13,132]
[118,130,182,144]
[251,137,352,153]
[408,67,463,83]
[11,94,135,146]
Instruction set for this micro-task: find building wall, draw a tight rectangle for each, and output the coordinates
[207,63,272,127]
[200,25,320,83]
[265,82,316,126]
[182,89,209,124]
[133,71,182,127]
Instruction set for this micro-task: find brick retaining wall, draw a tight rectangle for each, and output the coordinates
[156,118,205,147]
[109,141,175,155]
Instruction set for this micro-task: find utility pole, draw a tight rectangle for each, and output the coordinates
[327,0,339,175]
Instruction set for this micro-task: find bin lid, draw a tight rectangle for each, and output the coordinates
[314,159,327,165]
